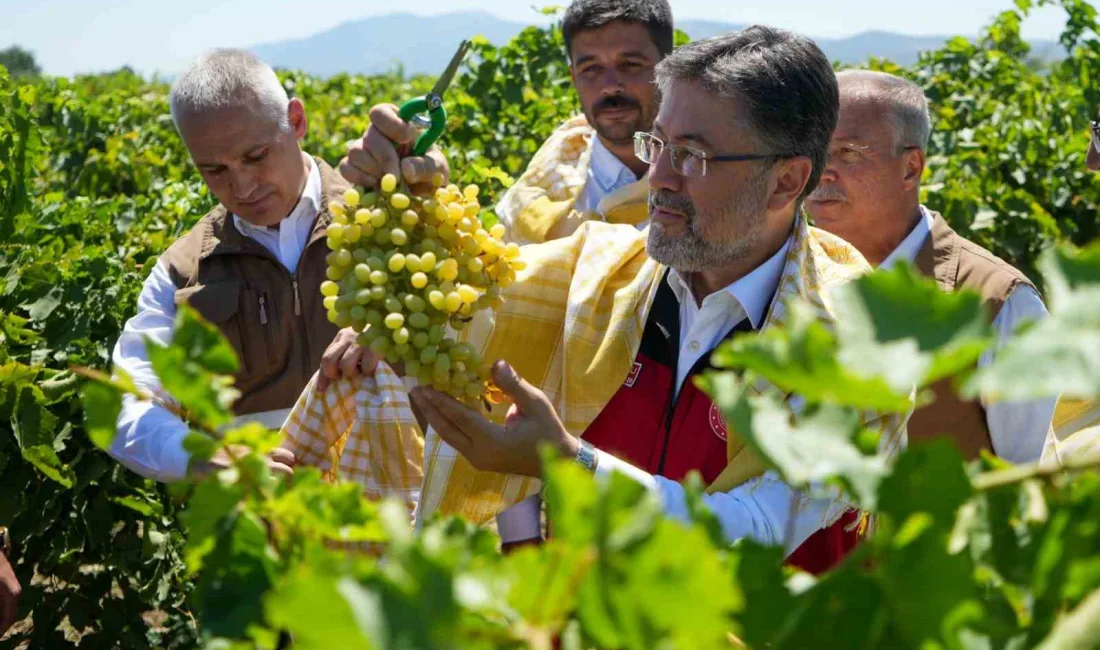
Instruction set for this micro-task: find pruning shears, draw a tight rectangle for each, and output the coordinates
[398,40,470,156]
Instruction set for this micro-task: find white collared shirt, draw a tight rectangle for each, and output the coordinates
[666,237,791,395]
[499,234,847,554]
[574,134,642,219]
[109,154,322,481]
[880,206,1054,464]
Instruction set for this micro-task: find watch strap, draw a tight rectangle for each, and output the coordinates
[574,439,598,473]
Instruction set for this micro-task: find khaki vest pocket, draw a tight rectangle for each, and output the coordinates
[174,280,248,374]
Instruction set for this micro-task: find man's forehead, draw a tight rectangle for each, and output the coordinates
[571,21,659,60]
[653,80,736,147]
[834,93,894,141]
[179,108,275,162]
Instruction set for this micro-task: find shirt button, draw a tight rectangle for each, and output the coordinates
[689,341,700,352]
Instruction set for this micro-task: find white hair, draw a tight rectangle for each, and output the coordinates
[837,69,931,152]
[169,48,291,131]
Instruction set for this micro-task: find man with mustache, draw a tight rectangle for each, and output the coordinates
[342,0,670,245]
[286,27,908,572]
[806,70,1054,463]
[109,49,374,481]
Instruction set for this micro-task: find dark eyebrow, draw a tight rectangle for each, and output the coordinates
[673,133,711,149]
[574,54,598,67]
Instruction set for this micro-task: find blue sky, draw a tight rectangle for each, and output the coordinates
[1,0,1074,77]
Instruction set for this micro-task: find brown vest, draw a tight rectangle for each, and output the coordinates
[160,157,346,415]
[908,211,1039,459]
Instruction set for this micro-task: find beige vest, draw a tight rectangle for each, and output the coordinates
[910,211,1039,459]
[160,157,346,416]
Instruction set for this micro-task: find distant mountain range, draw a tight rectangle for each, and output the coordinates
[250,10,1061,78]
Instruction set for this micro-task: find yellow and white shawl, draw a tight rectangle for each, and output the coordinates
[281,216,908,527]
[495,115,650,244]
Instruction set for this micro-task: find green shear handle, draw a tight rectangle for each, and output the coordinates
[397,40,470,156]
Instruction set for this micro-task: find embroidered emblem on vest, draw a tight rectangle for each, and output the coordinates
[624,362,642,388]
[709,402,728,441]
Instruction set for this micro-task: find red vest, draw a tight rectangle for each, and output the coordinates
[582,273,859,574]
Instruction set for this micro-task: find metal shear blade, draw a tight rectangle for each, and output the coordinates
[430,40,471,99]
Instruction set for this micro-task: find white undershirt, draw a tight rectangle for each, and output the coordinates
[108,154,321,481]
[574,135,642,220]
[881,206,1055,464]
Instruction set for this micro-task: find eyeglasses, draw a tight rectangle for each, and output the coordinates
[1091,121,1100,153]
[825,143,922,167]
[633,131,793,178]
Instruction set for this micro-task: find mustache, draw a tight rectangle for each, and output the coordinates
[649,189,695,218]
[808,184,846,202]
[593,94,641,114]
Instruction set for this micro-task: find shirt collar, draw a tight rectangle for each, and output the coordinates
[589,134,637,194]
[233,154,322,234]
[666,235,793,330]
[880,206,934,269]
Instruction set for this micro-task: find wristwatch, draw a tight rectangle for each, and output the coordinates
[574,439,599,473]
[0,527,10,558]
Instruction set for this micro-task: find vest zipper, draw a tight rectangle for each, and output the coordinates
[259,292,276,365]
[292,280,302,316]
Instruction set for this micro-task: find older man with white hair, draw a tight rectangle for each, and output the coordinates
[807,69,1055,464]
[109,49,370,480]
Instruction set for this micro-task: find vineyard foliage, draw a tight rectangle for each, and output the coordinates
[0,0,1099,648]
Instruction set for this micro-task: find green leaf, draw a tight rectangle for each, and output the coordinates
[21,444,75,488]
[193,509,277,639]
[711,300,914,413]
[965,245,1100,403]
[173,304,240,375]
[830,263,993,387]
[183,432,218,462]
[877,440,973,528]
[25,286,62,321]
[181,477,245,572]
[701,373,889,508]
[266,564,377,650]
[81,379,121,450]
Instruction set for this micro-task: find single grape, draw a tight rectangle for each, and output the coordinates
[380,173,398,193]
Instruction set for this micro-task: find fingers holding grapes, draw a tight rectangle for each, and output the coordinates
[340,103,450,195]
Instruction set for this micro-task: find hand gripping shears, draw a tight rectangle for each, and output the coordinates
[397,40,471,156]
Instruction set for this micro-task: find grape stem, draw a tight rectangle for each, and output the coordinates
[971,448,1100,491]
[72,365,274,501]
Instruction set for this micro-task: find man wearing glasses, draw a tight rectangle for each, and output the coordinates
[287,27,909,573]
[806,70,1054,465]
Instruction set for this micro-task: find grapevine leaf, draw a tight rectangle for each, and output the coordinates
[180,477,245,572]
[81,379,121,451]
[710,301,914,413]
[266,565,377,650]
[21,444,75,488]
[830,263,993,388]
[965,245,1100,402]
[25,286,62,321]
[700,372,889,508]
[192,509,277,639]
[172,304,239,375]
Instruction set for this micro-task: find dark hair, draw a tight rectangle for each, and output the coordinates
[562,0,675,61]
[654,26,839,203]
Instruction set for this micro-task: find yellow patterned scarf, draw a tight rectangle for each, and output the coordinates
[282,216,907,527]
[495,115,649,244]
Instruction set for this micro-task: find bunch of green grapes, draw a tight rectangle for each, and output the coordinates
[320,173,524,404]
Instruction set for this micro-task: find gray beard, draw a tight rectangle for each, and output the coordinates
[645,182,767,273]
